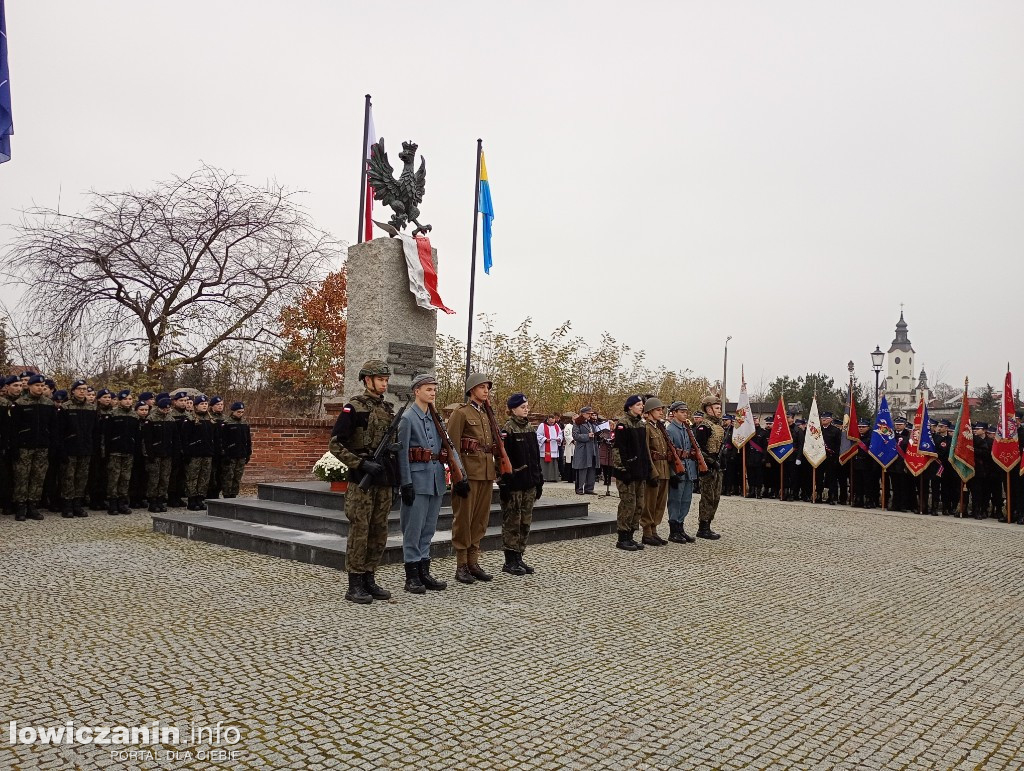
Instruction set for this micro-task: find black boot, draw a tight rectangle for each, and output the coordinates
[344,572,372,604]
[364,572,391,600]
[696,521,720,540]
[14,502,27,522]
[61,499,75,519]
[27,502,43,520]
[455,564,476,584]
[148,499,161,513]
[158,497,168,513]
[629,528,645,550]
[167,497,185,508]
[667,521,686,544]
[419,559,447,590]
[517,552,535,574]
[73,498,88,518]
[107,499,119,515]
[118,497,132,515]
[404,562,426,594]
[502,549,527,576]
[680,525,696,543]
[615,530,639,551]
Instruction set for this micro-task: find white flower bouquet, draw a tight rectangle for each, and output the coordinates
[313,451,349,483]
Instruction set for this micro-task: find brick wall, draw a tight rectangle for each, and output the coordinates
[248,417,334,481]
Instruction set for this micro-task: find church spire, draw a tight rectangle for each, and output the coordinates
[889,309,913,352]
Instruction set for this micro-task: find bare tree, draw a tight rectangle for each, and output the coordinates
[3,165,341,376]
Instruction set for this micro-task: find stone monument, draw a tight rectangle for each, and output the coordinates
[341,237,438,404]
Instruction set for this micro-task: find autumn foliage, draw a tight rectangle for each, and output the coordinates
[265,269,348,410]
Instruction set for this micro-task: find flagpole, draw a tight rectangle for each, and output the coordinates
[849,464,854,507]
[812,467,816,504]
[959,481,965,518]
[918,477,924,515]
[464,138,483,380]
[881,469,886,511]
[779,463,784,501]
[1007,470,1012,524]
[742,445,747,498]
[356,94,372,244]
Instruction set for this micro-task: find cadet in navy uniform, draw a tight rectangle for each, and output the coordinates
[396,374,468,594]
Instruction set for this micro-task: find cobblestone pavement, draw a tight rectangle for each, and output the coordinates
[2,485,1023,770]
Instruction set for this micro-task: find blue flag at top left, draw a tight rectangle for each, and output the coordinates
[478,151,494,273]
[0,0,12,164]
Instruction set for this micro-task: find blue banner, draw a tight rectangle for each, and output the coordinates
[0,0,12,163]
[869,395,898,469]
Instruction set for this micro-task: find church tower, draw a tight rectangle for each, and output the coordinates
[883,310,915,413]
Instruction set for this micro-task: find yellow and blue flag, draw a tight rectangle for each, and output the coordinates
[0,0,12,164]
[478,152,494,273]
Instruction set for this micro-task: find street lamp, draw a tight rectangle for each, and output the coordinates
[870,345,884,415]
[723,336,732,407]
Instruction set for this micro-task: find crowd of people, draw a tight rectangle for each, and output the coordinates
[0,371,252,522]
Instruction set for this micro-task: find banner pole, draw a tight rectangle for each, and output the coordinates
[812,466,817,504]
[959,481,965,518]
[918,477,924,515]
[464,139,483,381]
[881,469,886,511]
[357,94,371,244]
[1007,470,1013,524]
[779,463,783,501]
[742,445,747,498]
[849,463,854,507]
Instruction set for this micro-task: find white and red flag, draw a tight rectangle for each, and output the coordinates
[992,367,1021,472]
[398,234,455,315]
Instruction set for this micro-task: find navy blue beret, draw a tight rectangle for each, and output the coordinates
[624,395,642,410]
[117,389,132,400]
[97,388,112,398]
[139,391,154,401]
[53,390,68,402]
[230,401,245,412]
[28,374,45,385]
[506,393,527,410]
[71,379,88,390]
[210,396,223,406]
[194,394,209,405]
[157,397,171,409]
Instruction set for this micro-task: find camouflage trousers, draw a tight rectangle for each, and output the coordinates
[146,458,173,500]
[344,483,392,573]
[13,448,50,503]
[699,469,723,523]
[60,456,92,500]
[501,489,536,553]
[106,453,134,498]
[186,457,213,497]
[615,479,645,531]
[220,458,246,497]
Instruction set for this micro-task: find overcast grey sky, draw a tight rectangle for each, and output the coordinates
[1,1,1022,394]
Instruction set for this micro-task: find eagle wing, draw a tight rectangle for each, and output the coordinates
[413,156,426,205]
[366,139,403,207]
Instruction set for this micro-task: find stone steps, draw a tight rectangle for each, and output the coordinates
[256,480,501,512]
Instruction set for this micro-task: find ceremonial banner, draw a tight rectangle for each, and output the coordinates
[992,368,1021,472]
[838,378,861,464]
[949,383,975,483]
[478,152,494,274]
[869,395,899,469]
[732,368,755,449]
[0,0,12,164]
[767,398,794,462]
[900,400,935,477]
[398,233,455,314]
[803,396,826,468]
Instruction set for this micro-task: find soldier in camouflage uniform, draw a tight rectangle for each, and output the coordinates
[142,396,178,512]
[330,360,399,605]
[57,378,96,518]
[218,401,251,498]
[498,392,544,576]
[103,389,139,515]
[184,395,216,510]
[612,395,652,551]
[11,374,57,521]
[693,394,725,539]
[88,388,115,510]
[0,375,21,516]
[166,391,194,508]
[206,396,226,499]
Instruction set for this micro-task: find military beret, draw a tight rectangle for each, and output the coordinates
[18,371,33,379]
[117,389,132,400]
[624,395,642,410]
[230,401,245,411]
[86,386,95,393]
[194,394,209,405]
[97,388,112,398]
[821,411,834,418]
[411,374,438,390]
[134,400,149,411]
[27,374,45,385]
[139,391,154,401]
[693,410,705,418]
[2,375,16,386]
[209,396,223,406]
[172,391,188,400]
[71,379,88,390]
[506,392,527,410]
[156,397,172,409]
[669,401,689,412]
[44,378,56,389]
[156,392,169,401]
[53,390,68,402]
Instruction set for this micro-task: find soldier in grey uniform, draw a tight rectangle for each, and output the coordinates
[397,374,468,594]
[330,360,399,605]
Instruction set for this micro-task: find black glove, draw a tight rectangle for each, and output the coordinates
[400,484,415,506]
[500,473,513,488]
[647,478,659,488]
[535,483,543,500]
[453,479,470,498]
[498,484,511,504]
[360,459,384,479]
[669,475,681,488]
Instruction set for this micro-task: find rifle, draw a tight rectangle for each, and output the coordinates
[683,420,710,475]
[427,402,466,487]
[482,399,514,476]
[656,421,686,475]
[357,401,409,491]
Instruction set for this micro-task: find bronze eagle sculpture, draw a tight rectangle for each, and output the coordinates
[367,138,432,237]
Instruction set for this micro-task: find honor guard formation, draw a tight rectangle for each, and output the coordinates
[0,373,251,522]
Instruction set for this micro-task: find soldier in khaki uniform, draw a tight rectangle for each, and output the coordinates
[612,394,651,551]
[329,360,399,605]
[693,394,725,539]
[640,397,671,546]
[446,373,498,584]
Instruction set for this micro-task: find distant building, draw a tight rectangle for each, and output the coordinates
[881,311,918,415]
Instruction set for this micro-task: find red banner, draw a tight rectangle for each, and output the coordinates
[992,369,1021,472]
